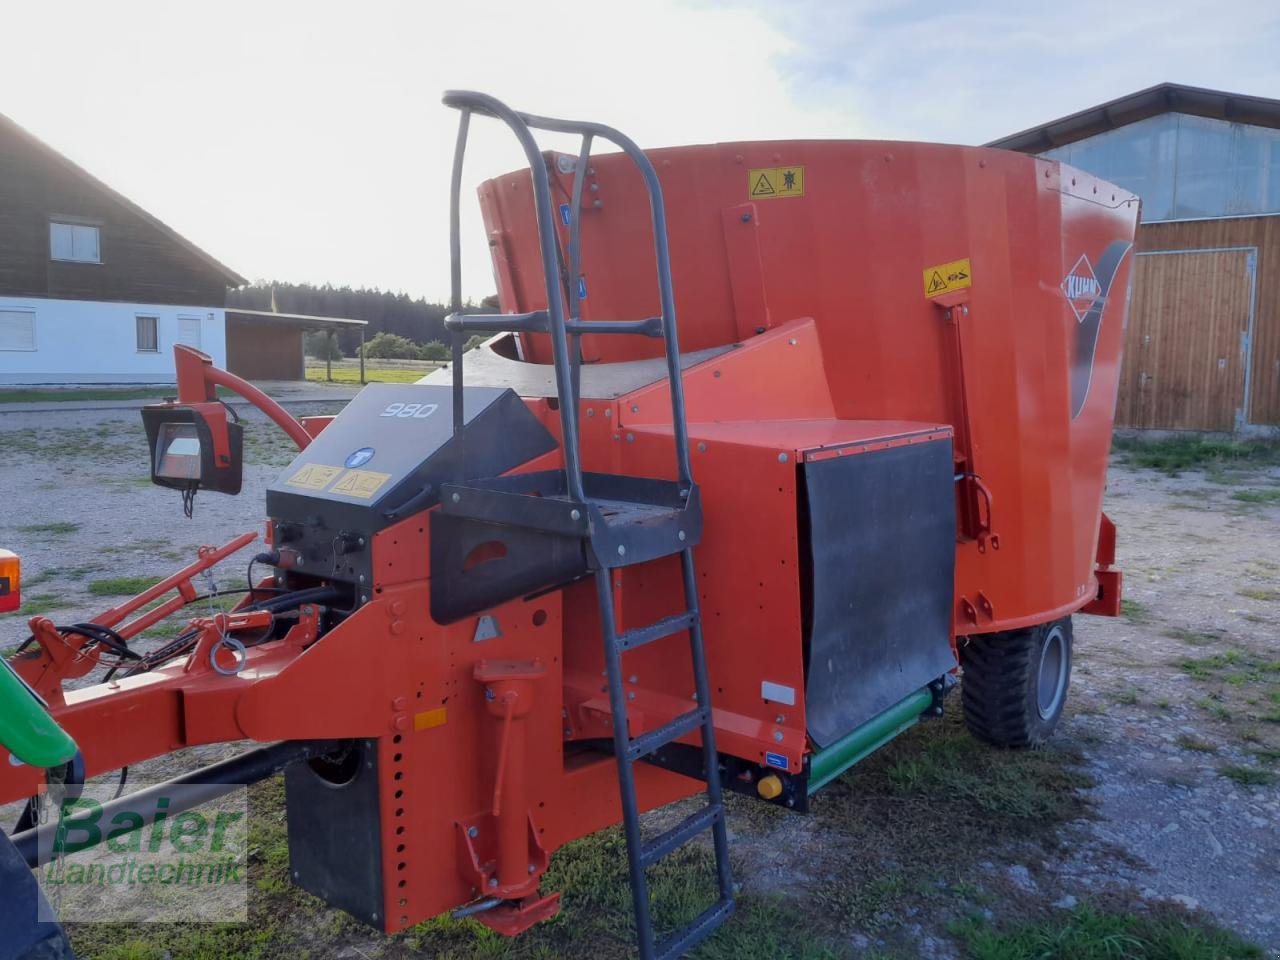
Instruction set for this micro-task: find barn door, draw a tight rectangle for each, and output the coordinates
[1117,248,1257,431]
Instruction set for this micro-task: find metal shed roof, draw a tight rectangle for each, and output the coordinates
[987,83,1280,154]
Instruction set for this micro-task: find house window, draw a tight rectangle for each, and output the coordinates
[0,309,36,351]
[136,315,159,353]
[50,222,101,263]
[178,315,202,349]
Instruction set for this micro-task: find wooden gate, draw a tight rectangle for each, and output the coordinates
[1116,247,1258,431]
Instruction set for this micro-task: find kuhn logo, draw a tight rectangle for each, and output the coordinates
[1065,242,1133,420]
[1061,255,1101,322]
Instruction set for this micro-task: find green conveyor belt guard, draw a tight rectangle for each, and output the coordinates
[0,655,78,769]
[808,686,934,794]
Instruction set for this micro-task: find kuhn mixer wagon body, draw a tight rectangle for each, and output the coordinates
[0,91,1136,960]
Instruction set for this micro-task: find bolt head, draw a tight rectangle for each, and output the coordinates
[451,492,460,503]
[778,452,789,463]
[617,544,626,556]
[468,826,479,838]
[627,691,636,700]
[528,864,536,874]
[678,530,686,541]
[488,878,498,888]
[570,509,581,521]
[740,212,752,223]
[773,730,784,742]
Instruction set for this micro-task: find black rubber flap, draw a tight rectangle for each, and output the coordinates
[284,740,384,927]
[802,438,957,748]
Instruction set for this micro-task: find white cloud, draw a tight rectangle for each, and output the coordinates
[7,0,1276,303]
[1,0,859,300]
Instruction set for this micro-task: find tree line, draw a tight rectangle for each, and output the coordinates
[227,281,493,358]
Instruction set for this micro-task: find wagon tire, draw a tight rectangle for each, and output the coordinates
[959,616,1073,748]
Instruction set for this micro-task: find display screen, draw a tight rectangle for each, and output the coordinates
[155,422,204,481]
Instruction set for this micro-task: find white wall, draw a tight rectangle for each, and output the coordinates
[0,297,226,384]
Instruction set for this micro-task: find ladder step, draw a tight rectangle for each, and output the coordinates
[565,317,664,337]
[656,897,736,960]
[626,707,707,762]
[616,611,697,652]
[640,803,722,868]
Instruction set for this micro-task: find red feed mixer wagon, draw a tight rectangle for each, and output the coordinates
[0,91,1137,960]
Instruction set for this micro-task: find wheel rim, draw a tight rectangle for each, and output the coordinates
[1036,624,1068,720]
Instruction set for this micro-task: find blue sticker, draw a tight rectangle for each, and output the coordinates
[345,447,375,468]
[559,203,571,226]
[764,752,788,770]
[577,276,588,300]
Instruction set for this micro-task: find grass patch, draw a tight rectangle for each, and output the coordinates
[0,386,178,404]
[1237,588,1280,602]
[1175,734,1217,753]
[1111,687,1140,705]
[951,904,1263,959]
[1112,435,1280,476]
[1120,599,1151,623]
[1193,697,1232,722]
[70,776,839,960]
[16,521,80,535]
[1162,627,1221,646]
[1177,649,1280,686]
[7,593,65,617]
[87,576,162,597]
[1218,765,1276,786]
[305,362,436,385]
[1231,488,1280,503]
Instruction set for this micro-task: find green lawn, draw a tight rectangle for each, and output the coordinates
[304,364,438,385]
[0,386,235,404]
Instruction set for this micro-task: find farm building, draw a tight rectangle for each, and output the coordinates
[990,83,1280,432]
[0,111,246,384]
[0,111,369,385]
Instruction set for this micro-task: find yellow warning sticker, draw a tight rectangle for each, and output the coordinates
[330,469,393,500]
[285,463,343,490]
[923,258,972,298]
[748,165,805,199]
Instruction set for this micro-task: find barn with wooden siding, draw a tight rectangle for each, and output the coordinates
[990,83,1280,432]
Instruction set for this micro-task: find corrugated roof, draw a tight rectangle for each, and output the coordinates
[0,110,247,287]
[987,82,1280,153]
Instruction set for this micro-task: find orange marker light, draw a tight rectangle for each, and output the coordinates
[0,549,20,614]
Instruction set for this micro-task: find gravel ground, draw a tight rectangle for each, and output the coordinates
[1,404,1277,955]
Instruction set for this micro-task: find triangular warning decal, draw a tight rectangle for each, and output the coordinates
[750,172,776,197]
[927,271,946,294]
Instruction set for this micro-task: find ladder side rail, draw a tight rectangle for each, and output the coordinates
[567,134,594,415]
[515,112,694,490]
[441,90,586,503]
[681,547,734,901]
[594,567,657,959]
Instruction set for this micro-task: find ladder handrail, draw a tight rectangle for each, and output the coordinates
[444,91,585,502]
[442,89,695,494]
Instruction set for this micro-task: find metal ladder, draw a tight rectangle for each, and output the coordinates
[440,90,734,959]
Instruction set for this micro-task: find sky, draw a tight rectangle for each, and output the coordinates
[3,0,1278,302]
